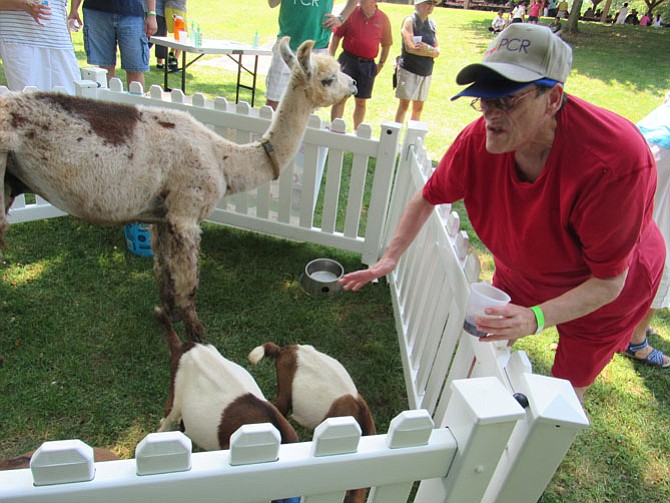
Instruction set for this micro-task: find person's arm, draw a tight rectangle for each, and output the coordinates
[327,33,341,58]
[323,0,357,30]
[401,16,438,58]
[376,16,393,75]
[477,271,627,341]
[1,0,51,25]
[68,0,82,28]
[425,33,439,59]
[339,190,434,291]
[376,43,391,75]
[145,0,157,38]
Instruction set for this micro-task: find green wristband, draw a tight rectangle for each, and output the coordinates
[530,305,545,335]
[147,10,156,15]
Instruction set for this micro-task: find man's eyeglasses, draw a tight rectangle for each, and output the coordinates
[470,87,538,113]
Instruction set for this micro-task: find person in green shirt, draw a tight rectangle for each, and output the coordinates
[265,0,358,110]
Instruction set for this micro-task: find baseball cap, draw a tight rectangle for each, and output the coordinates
[414,0,437,5]
[451,24,572,100]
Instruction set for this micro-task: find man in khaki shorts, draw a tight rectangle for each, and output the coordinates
[394,0,440,123]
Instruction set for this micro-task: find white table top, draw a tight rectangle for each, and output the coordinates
[150,36,272,56]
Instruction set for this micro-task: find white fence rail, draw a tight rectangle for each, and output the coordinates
[0,74,589,503]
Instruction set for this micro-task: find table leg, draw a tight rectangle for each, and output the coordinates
[231,54,261,107]
[181,51,186,93]
[164,55,169,91]
[235,54,242,104]
[251,55,258,108]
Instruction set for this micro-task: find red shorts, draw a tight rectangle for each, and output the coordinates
[497,227,664,388]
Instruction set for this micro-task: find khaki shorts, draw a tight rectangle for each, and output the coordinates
[395,66,432,102]
[265,39,327,102]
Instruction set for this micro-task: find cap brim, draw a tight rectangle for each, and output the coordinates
[456,62,546,86]
[451,79,532,101]
[451,72,562,101]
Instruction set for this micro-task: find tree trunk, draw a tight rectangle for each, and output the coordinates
[600,0,613,22]
[566,0,584,32]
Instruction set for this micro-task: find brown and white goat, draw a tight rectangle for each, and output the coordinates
[248,342,375,503]
[0,38,356,342]
[156,314,298,451]
[248,343,375,435]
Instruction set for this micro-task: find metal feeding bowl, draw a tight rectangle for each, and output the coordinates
[300,258,344,296]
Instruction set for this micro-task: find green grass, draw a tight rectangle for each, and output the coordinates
[1,4,670,502]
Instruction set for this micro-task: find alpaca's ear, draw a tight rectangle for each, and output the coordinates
[278,37,296,70]
[296,40,315,80]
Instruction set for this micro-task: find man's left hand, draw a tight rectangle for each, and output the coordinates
[145,16,157,38]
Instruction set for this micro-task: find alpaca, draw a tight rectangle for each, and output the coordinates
[156,312,299,451]
[0,38,356,342]
[248,342,376,503]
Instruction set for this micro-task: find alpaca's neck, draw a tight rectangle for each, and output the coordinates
[263,82,314,166]
[220,75,317,196]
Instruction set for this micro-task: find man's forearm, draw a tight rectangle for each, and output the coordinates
[383,190,433,264]
[540,271,627,329]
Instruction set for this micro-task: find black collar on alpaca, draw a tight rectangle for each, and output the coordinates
[260,138,281,180]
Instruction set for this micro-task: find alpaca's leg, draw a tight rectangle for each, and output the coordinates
[161,219,204,342]
[0,152,8,249]
[151,223,179,322]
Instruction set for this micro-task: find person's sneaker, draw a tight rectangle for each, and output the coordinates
[156,63,165,69]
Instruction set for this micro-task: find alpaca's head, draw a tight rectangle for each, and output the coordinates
[278,37,357,108]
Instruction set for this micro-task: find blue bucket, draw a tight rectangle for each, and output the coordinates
[124,222,153,257]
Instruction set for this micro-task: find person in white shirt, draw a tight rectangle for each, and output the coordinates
[511,1,526,23]
[615,2,628,24]
[0,0,80,93]
[489,10,508,33]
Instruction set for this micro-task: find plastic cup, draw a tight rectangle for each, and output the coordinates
[463,282,511,337]
[413,35,422,44]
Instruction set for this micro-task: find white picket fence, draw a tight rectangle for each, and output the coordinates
[0,73,589,503]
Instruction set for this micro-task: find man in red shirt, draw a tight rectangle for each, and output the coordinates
[340,24,667,401]
[328,0,392,130]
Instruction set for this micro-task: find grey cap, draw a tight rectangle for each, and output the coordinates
[453,24,572,100]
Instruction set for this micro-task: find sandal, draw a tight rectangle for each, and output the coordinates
[624,338,670,368]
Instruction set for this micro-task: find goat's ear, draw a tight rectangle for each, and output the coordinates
[278,37,296,70]
[296,39,315,80]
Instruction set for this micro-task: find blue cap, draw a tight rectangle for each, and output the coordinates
[451,77,561,101]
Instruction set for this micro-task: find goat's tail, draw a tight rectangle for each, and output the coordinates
[155,307,184,357]
[248,342,282,365]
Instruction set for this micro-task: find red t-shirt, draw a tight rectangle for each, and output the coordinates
[334,6,392,60]
[423,95,664,384]
[529,2,543,16]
